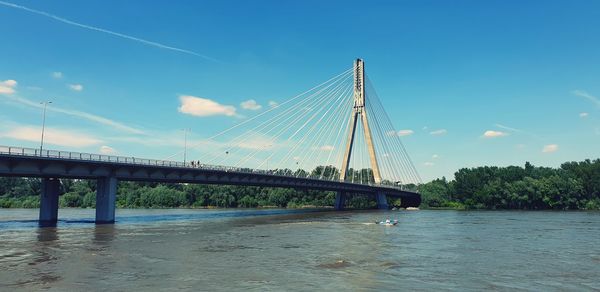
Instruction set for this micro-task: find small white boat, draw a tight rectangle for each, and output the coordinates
[376,219,398,226]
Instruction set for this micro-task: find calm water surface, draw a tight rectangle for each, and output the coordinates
[1,209,599,291]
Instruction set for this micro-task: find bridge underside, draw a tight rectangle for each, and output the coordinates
[0,155,421,225]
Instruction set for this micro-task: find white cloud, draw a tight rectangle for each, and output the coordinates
[429,129,447,136]
[3,80,17,87]
[69,84,83,91]
[0,126,102,147]
[240,99,262,110]
[424,162,435,166]
[398,129,414,136]
[573,90,600,108]
[238,137,275,150]
[580,112,589,118]
[99,145,117,154]
[178,95,236,117]
[0,79,17,95]
[268,101,279,108]
[182,131,280,152]
[110,134,185,148]
[52,72,63,79]
[2,94,145,134]
[542,144,559,153]
[320,145,334,151]
[432,154,439,159]
[386,130,398,137]
[483,130,508,138]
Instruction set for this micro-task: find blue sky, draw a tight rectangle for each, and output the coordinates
[1,0,599,182]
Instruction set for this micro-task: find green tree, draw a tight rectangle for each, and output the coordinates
[418,178,451,207]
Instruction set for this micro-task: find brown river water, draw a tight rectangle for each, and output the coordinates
[1,209,599,291]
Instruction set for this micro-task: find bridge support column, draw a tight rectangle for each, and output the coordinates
[376,192,389,209]
[96,176,117,224]
[334,191,347,210]
[39,178,60,227]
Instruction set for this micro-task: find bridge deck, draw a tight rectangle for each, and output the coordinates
[0,146,419,199]
[0,146,421,225]
[0,145,421,225]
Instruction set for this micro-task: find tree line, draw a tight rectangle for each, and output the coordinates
[418,159,600,210]
[1,159,599,210]
[0,166,382,209]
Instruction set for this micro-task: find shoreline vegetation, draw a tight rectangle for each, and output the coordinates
[418,159,600,211]
[1,159,599,210]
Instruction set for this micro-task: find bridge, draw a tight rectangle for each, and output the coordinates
[0,59,422,226]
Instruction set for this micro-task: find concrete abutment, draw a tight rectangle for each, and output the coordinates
[39,178,60,226]
[334,191,347,210]
[376,192,389,209]
[96,176,118,224]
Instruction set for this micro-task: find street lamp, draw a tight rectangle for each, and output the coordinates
[182,128,190,164]
[264,144,273,171]
[39,101,52,155]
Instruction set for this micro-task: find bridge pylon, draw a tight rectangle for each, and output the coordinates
[336,59,388,210]
[339,59,382,183]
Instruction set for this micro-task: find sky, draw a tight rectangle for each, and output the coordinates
[1,0,599,182]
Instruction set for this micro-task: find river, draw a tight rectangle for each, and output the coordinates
[1,209,599,291]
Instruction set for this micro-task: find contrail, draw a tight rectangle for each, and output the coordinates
[0,1,218,62]
[495,123,539,139]
[573,90,600,109]
[2,94,146,135]
[494,123,523,133]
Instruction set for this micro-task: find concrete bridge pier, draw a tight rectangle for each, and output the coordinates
[334,191,347,210]
[376,192,389,209]
[96,176,117,224]
[39,178,60,227]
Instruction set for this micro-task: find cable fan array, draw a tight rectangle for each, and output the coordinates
[168,66,421,186]
[364,75,422,185]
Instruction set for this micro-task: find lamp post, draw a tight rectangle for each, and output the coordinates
[182,128,190,164]
[264,144,273,171]
[39,101,52,155]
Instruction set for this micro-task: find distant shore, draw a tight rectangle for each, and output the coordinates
[1,158,599,210]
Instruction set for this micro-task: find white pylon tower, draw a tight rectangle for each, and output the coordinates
[339,59,382,184]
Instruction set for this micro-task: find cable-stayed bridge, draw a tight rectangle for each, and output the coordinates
[0,59,421,225]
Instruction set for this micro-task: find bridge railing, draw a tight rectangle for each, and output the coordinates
[0,145,413,192]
